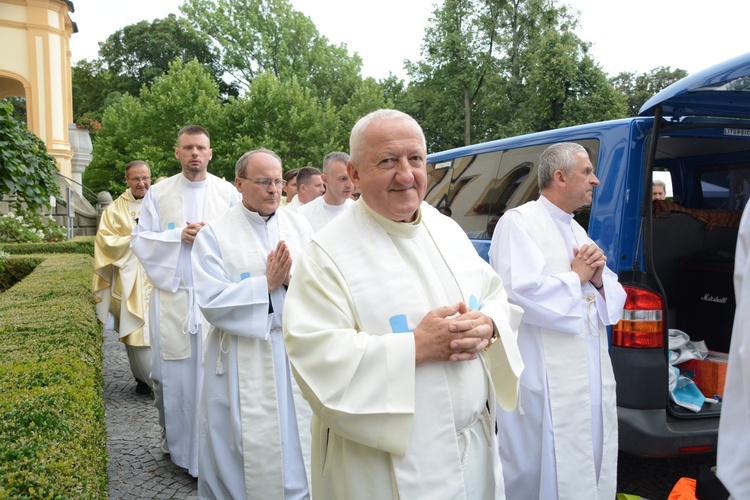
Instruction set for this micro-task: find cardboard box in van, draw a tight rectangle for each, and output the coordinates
[679,351,729,398]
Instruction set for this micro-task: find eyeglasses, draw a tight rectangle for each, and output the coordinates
[127,177,151,183]
[351,193,361,199]
[239,177,284,189]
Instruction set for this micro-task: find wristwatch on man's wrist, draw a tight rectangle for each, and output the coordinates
[484,323,500,352]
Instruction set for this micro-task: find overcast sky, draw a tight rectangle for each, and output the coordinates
[68,0,749,81]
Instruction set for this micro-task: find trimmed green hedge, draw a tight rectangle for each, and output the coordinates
[0,257,42,293]
[0,252,107,498]
[1,236,95,257]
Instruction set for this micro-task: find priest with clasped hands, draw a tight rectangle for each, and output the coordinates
[283,109,524,500]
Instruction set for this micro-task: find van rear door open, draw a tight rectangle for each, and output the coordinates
[639,52,750,120]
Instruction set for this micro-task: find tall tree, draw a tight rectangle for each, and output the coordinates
[405,0,627,151]
[219,72,345,172]
[72,15,237,125]
[72,59,114,123]
[80,3,398,195]
[83,59,224,194]
[610,66,688,116]
[407,0,503,147]
[98,14,235,99]
[180,0,364,108]
[513,28,627,133]
[336,77,393,137]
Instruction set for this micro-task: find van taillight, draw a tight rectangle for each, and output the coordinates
[612,286,665,348]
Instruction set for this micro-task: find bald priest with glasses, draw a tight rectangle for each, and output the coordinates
[192,148,315,499]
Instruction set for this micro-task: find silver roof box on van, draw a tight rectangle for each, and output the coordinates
[639,51,750,119]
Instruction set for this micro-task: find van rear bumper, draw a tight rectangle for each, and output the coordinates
[618,407,718,457]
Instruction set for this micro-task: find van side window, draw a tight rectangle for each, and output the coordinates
[426,139,600,235]
[699,167,750,210]
[474,163,531,216]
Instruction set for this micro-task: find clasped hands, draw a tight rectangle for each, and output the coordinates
[572,243,606,288]
[181,221,206,244]
[266,240,292,291]
[414,302,495,366]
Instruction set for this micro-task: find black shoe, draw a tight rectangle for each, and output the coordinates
[160,428,170,455]
[135,379,152,395]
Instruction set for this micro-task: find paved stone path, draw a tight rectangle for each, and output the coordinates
[102,327,715,499]
[103,328,198,499]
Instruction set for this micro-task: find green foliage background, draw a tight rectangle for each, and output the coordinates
[0,102,60,211]
[75,0,690,195]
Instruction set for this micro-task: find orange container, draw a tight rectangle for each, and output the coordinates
[677,351,728,398]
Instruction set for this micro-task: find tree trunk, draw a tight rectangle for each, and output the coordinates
[463,85,472,145]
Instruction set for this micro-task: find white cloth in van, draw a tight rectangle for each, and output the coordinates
[667,329,709,412]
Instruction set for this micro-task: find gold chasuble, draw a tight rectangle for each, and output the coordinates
[93,188,151,346]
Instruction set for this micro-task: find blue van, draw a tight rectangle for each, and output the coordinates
[425,52,750,457]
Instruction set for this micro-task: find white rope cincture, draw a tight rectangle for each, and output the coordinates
[584,293,601,338]
[215,330,229,376]
[181,287,200,336]
[457,411,484,472]
[389,457,400,499]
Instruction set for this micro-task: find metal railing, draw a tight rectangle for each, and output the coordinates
[55,172,99,205]
[54,172,101,240]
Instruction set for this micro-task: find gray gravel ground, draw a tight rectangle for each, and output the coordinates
[617,449,718,500]
[103,328,198,499]
[103,325,717,500]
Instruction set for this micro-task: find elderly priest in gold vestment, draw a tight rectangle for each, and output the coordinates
[93,160,154,395]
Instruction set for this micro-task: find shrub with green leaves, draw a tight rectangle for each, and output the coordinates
[0,101,60,211]
[0,255,40,293]
[0,250,7,276]
[0,252,107,498]
[2,236,94,257]
[0,208,66,243]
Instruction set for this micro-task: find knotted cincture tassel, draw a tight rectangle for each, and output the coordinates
[215,331,228,376]
[215,353,224,376]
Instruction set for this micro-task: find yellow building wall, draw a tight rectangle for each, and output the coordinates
[0,0,75,178]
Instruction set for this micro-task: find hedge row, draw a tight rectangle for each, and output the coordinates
[1,236,95,257]
[0,257,41,293]
[0,252,107,498]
